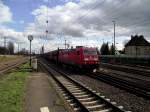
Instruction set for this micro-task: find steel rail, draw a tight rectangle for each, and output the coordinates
[39,59,131,112]
[100,63,150,77]
[88,71,150,99]
[0,58,28,75]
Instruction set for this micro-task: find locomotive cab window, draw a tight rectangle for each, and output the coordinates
[84,49,97,55]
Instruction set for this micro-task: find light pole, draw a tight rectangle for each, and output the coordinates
[65,40,66,49]
[4,37,6,55]
[28,35,33,66]
[112,21,116,55]
[17,42,23,55]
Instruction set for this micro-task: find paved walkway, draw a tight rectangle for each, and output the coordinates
[25,73,67,112]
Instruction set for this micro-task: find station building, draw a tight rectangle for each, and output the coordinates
[125,35,150,56]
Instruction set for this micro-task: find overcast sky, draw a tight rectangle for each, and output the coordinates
[0,0,150,53]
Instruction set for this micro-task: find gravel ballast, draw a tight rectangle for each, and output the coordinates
[70,74,150,112]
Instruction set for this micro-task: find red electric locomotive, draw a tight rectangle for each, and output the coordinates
[59,46,99,70]
[45,46,100,71]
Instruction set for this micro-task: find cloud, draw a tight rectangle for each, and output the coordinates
[27,0,150,41]
[28,3,85,38]
[1,0,150,52]
[0,28,27,42]
[23,0,150,51]
[0,1,12,23]
[0,27,44,53]
[0,1,43,52]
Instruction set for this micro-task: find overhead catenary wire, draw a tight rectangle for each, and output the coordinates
[68,0,129,42]
[76,0,107,25]
[28,0,150,50]
[80,0,150,38]
[77,0,128,25]
[44,0,67,49]
[74,0,150,32]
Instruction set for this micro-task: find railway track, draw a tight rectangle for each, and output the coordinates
[100,63,150,77]
[101,62,150,70]
[56,66,150,100]
[0,58,28,74]
[40,58,150,99]
[98,68,150,82]
[88,71,150,99]
[39,59,131,112]
[121,64,150,70]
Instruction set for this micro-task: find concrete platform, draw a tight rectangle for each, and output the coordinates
[25,73,67,112]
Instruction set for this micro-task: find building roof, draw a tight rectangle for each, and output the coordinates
[125,35,150,47]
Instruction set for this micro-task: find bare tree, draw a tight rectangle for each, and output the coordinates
[7,41,14,54]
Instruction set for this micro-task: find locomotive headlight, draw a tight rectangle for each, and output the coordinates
[93,58,98,61]
[84,58,89,61]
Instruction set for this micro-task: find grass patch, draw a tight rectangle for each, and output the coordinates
[0,55,22,63]
[0,63,30,112]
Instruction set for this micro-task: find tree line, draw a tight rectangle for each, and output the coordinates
[0,40,125,55]
[100,42,124,55]
[0,41,14,55]
[0,41,29,55]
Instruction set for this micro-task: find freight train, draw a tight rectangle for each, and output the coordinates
[44,46,100,71]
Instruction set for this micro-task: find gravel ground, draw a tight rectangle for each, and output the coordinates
[70,74,150,112]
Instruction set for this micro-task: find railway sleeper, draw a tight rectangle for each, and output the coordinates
[66,86,80,89]
[73,107,80,112]
[82,100,100,106]
[72,91,87,95]
[63,83,74,86]
[68,87,83,91]
[75,94,91,98]
[69,89,84,93]
[86,104,107,111]
[93,108,112,112]
[78,97,96,101]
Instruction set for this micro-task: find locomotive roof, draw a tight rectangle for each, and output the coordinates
[59,47,97,52]
[44,47,97,53]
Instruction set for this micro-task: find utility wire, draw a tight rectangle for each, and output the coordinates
[77,0,127,25]
[77,0,107,24]
[77,0,150,37]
